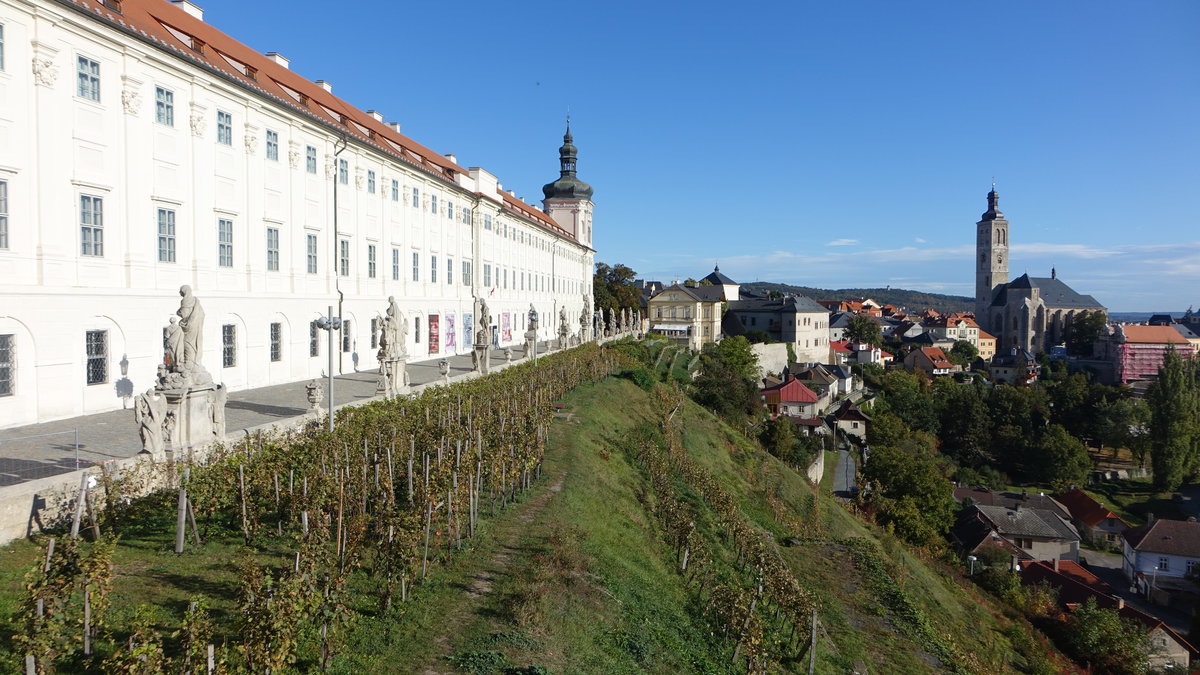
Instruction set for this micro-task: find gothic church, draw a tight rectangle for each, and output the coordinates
[974,188,1106,353]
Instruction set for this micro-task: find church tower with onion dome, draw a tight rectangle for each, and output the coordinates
[542,123,595,248]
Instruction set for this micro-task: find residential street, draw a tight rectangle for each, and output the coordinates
[1083,550,1192,637]
[833,449,856,498]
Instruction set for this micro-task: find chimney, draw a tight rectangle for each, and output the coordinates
[1148,512,1155,525]
[1053,559,1059,572]
[1117,597,1125,609]
[316,80,333,93]
[367,110,384,122]
[265,52,289,69]
[386,122,401,133]
[445,154,457,164]
[170,0,204,20]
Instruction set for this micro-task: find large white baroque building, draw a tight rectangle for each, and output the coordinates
[0,0,596,428]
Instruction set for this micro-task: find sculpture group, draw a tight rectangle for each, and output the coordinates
[134,286,227,454]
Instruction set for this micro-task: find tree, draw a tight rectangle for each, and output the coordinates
[1065,310,1108,357]
[867,411,910,448]
[861,444,957,547]
[935,381,992,467]
[692,337,761,427]
[1061,597,1151,675]
[760,417,798,464]
[844,315,883,346]
[1097,397,1151,461]
[1148,349,1200,491]
[1032,424,1092,486]
[876,370,939,434]
[948,340,979,367]
[593,262,640,312]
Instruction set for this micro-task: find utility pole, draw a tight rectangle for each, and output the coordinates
[809,609,818,675]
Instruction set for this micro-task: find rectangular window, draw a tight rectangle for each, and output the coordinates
[305,146,317,174]
[0,179,8,249]
[368,244,377,278]
[447,202,453,220]
[430,195,438,214]
[309,321,320,357]
[503,268,508,289]
[1159,557,1170,572]
[0,24,5,72]
[431,255,438,284]
[80,195,103,256]
[218,218,233,267]
[462,261,472,286]
[306,233,318,274]
[269,322,281,362]
[0,334,12,397]
[447,258,453,285]
[462,207,471,225]
[266,130,279,161]
[483,263,491,287]
[338,159,348,185]
[391,248,399,281]
[216,111,232,145]
[77,56,101,101]
[338,239,349,276]
[414,317,420,343]
[411,187,419,207]
[85,330,107,385]
[412,252,419,282]
[342,320,352,353]
[484,214,492,231]
[222,324,236,367]
[367,170,376,194]
[155,86,174,126]
[370,318,379,349]
[266,227,280,271]
[157,208,176,262]
[391,179,399,201]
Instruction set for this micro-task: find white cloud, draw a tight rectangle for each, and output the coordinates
[914,237,927,243]
[825,238,859,247]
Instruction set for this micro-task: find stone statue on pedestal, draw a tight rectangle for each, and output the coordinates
[525,304,539,360]
[473,297,492,374]
[134,388,168,454]
[377,296,410,396]
[558,307,571,348]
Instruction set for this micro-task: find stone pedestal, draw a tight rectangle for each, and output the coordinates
[163,384,221,451]
[473,344,491,374]
[525,330,538,360]
[377,357,409,397]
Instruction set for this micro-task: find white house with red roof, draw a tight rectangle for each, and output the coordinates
[0,0,598,427]
[903,346,959,376]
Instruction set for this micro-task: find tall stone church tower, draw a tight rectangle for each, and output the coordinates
[975,186,1009,331]
[542,123,594,248]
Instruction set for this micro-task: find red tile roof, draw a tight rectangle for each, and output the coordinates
[1120,325,1191,345]
[761,377,820,404]
[66,0,574,241]
[919,347,954,369]
[830,340,852,354]
[1055,488,1126,529]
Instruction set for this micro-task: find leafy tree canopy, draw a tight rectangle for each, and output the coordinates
[593,262,640,312]
[844,315,883,346]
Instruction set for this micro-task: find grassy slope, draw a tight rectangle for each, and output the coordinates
[0,376,1060,673]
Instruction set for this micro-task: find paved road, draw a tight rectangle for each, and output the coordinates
[0,341,559,487]
[1083,550,1192,637]
[833,449,856,497]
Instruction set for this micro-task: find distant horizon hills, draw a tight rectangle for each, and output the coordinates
[740,282,1183,321]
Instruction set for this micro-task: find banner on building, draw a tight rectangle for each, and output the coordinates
[502,313,512,343]
[445,313,456,351]
[428,314,440,355]
[463,313,473,349]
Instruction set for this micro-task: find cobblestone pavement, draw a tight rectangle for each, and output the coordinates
[0,343,556,487]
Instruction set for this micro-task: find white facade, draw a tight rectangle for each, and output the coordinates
[0,0,595,427]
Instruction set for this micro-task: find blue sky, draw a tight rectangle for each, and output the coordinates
[197,0,1198,311]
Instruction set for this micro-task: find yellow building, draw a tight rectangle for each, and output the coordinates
[648,284,725,350]
[978,330,997,361]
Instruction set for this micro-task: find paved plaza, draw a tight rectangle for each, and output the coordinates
[0,344,554,487]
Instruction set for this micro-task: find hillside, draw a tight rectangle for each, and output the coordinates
[0,366,1062,673]
[742,281,973,314]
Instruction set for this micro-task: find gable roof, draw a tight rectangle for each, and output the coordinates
[1124,519,1200,557]
[761,377,820,404]
[954,487,1071,520]
[702,266,737,286]
[917,347,954,369]
[65,0,574,241]
[975,504,1079,542]
[1028,277,1105,309]
[1055,488,1126,528]
[1119,325,1192,345]
[650,284,725,303]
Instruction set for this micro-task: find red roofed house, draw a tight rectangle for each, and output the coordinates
[903,346,960,376]
[1055,487,1129,546]
[1102,325,1196,385]
[760,376,821,418]
[1021,559,1194,669]
[922,315,981,348]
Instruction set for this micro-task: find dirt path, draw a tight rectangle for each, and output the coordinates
[419,472,567,674]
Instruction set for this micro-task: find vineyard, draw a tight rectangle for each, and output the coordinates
[0,344,625,673]
[0,341,1065,673]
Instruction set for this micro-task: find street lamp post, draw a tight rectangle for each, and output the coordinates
[315,306,342,434]
[967,555,978,576]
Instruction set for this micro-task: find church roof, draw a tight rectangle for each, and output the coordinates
[703,265,738,286]
[993,275,1105,310]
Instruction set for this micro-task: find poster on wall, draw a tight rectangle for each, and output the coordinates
[463,313,473,349]
[502,313,512,343]
[428,314,440,355]
[445,313,456,351]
